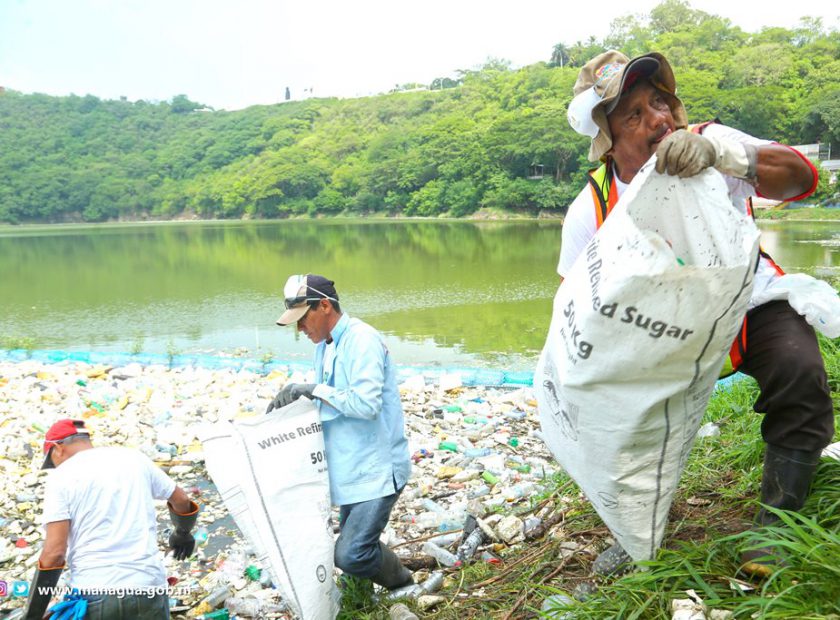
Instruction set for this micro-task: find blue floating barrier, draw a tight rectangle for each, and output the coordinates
[1,348,547,389]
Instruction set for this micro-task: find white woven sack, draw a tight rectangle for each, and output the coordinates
[201,398,339,619]
[537,160,760,561]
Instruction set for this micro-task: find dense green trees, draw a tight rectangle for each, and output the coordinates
[1,1,837,223]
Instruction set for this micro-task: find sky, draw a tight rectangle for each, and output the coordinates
[0,0,837,111]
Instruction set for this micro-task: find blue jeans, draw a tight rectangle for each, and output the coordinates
[334,490,401,578]
[81,593,169,619]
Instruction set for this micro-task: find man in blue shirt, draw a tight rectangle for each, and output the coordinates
[268,274,413,590]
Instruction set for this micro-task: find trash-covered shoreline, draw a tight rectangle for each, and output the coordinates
[0,359,560,619]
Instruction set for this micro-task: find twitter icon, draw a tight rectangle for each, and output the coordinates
[12,581,29,597]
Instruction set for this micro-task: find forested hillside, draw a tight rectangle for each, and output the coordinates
[1,0,838,223]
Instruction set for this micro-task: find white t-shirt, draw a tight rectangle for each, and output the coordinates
[558,124,778,309]
[42,446,176,589]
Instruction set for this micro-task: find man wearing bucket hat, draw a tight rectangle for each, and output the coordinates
[561,51,833,578]
[23,419,199,619]
[268,274,414,590]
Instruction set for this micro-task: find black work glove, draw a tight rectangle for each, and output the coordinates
[168,529,195,561]
[265,383,317,413]
[168,499,199,561]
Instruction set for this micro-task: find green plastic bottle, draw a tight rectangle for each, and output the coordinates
[438,441,458,452]
[197,610,230,620]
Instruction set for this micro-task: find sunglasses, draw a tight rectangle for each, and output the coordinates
[284,296,323,309]
[44,432,88,449]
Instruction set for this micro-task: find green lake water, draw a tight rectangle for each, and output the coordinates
[1,219,838,371]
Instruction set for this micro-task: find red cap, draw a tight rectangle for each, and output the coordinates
[42,419,90,469]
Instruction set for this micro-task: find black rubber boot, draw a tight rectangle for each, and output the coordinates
[370,543,414,590]
[592,542,634,577]
[740,444,821,577]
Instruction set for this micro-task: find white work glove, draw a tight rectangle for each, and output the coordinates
[655,129,757,181]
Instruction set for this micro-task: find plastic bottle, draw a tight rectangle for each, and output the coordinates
[194,527,209,544]
[437,518,463,533]
[438,441,458,452]
[466,483,490,499]
[463,447,492,458]
[541,593,575,619]
[224,597,285,618]
[421,571,445,593]
[505,482,536,501]
[415,512,443,529]
[481,471,499,485]
[196,610,230,620]
[384,583,423,601]
[422,541,460,567]
[428,532,460,547]
[456,528,484,562]
[422,498,448,514]
[523,516,542,535]
[201,584,233,608]
[156,443,178,455]
[389,603,420,620]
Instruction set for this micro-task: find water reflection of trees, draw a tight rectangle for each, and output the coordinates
[0,221,563,309]
[3,220,836,363]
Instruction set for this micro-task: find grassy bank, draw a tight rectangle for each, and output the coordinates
[347,336,840,619]
[755,207,840,221]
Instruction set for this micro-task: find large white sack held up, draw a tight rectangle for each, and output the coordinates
[536,161,760,562]
[200,398,339,620]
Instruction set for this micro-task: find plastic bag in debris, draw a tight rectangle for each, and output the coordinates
[199,397,339,620]
[751,272,840,338]
[536,161,760,561]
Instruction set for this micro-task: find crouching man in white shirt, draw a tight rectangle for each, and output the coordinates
[23,419,199,620]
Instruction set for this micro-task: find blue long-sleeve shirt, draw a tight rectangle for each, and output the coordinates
[311,313,411,506]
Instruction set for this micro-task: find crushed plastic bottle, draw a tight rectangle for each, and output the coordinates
[456,527,484,562]
[224,597,286,618]
[697,422,720,438]
[523,516,542,535]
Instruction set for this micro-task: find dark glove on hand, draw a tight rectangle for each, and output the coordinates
[655,129,716,178]
[168,529,195,561]
[266,383,317,413]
